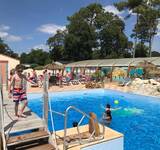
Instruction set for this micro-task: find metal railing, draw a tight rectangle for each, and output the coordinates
[42,73,105,149]
[0,75,7,150]
[49,106,105,150]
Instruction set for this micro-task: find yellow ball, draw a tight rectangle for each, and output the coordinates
[114,100,119,104]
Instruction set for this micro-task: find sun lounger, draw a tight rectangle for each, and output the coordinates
[70,79,79,85]
[118,78,131,86]
[30,83,39,87]
[62,77,71,86]
[79,77,86,84]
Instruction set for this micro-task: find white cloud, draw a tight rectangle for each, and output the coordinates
[0,31,22,42]
[6,35,22,42]
[0,25,10,31]
[104,5,124,16]
[37,23,65,34]
[0,31,9,38]
[33,44,49,51]
[0,24,22,42]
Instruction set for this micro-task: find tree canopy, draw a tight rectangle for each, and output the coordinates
[47,3,132,61]
[115,0,160,57]
[20,49,51,66]
[135,43,149,57]
[0,38,19,59]
[47,30,66,61]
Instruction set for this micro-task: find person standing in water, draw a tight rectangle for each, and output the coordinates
[8,64,35,118]
[105,104,112,121]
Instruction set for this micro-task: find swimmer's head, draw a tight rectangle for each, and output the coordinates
[106,104,111,108]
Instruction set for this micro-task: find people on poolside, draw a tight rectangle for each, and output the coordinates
[8,64,35,119]
[104,104,112,121]
[57,69,63,87]
[30,69,38,83]
[38,74,44,87]
[65,71,71,85]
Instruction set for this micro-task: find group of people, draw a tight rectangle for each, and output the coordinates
[27,69,38,84]
[56,70,77,86]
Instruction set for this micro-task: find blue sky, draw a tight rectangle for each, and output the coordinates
[0,0,159,54]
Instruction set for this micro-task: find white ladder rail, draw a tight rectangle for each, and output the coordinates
[49,106,105,150]
[0,75,7,150]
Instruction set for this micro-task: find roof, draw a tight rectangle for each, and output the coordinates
[0,54,19,61]
[66,57,160,67]
[44,62,64,70]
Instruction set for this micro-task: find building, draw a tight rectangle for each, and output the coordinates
[65,57,160,79]
[0,54,20,87]
[66,57,160,68]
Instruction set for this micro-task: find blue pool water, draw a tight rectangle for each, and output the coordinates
[28,89,160,150]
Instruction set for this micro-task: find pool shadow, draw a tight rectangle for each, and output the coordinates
[24,110,32,116]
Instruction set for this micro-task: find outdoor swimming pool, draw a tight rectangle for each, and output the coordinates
[28,89,160,150]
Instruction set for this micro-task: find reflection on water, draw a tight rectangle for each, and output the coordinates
[113,107,144,117]
[101,104,144,117]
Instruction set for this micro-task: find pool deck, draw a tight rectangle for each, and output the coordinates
[3,101,45,135]
[1,87,124,149]
[56,124,123,150]
[2,91,45,135]
[27,82,160,97]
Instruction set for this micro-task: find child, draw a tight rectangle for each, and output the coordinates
[105,104,112,121]
[8,64,35,118]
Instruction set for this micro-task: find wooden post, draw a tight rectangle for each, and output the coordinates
[43,73,49,126]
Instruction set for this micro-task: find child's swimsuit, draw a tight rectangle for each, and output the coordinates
[13,88,27,102]
[12,74,27,102]
[105,110,112,120]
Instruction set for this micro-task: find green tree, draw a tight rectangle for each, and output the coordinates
[47,3,132,61]
[47,30,66,61]
[20,52,29,64]
[132,4,160,57]
[135,43,149,57]
[65,4,99,61]
[65,3,132,60]
[115,0,144,58]
[98,13,132,58]
[152,51,160,57]
[20,49,51,66]
[0,38,19,59]
[115,0,160,57]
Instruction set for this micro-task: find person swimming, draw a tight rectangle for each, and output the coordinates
[104,104,112,121]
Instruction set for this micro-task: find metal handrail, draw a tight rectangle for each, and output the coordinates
[0,76,7,150]
[49,106,105,150]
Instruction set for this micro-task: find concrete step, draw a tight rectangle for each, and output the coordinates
[27,143,56,150]
[7,130,49,146]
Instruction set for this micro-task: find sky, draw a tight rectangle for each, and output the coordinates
[0,0,160,54]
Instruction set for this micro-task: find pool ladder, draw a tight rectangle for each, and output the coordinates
[49,106,105,150]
